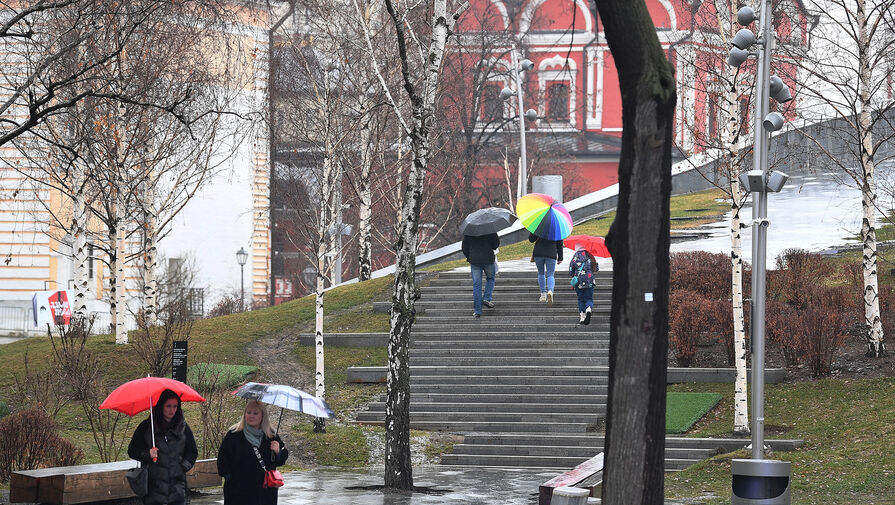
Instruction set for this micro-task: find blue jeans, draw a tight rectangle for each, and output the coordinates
[470,263,496,314]
[576,287,594,313]
[534,257,556,293]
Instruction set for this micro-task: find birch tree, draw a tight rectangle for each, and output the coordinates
[785,0,895,357]
[675,0,754,435]
[354,0,468,490]
[10,1,244,341]
[591,1,676,503]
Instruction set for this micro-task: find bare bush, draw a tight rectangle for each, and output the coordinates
[706,298,737,365]
[797,286,852,377]
[670,251,734,300]
[766,300,802,367]
[191,357,241,458]
[11,350,68,419]
[0,408,84,483]
[207,295,243,318]
[669,290,714,367]
[48,317,133,462]
[131,301,194,377]
[769,249,836,309]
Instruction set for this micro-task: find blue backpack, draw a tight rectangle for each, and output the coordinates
[569,251,596,289]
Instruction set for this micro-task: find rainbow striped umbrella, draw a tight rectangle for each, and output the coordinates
[515,193,573,240]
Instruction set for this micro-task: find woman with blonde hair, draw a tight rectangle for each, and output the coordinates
[217,400,289,505]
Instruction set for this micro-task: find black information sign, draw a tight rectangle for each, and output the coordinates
[172,341,188,383]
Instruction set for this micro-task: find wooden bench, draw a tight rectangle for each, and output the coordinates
[10,458,220,504]
[539,453,603,505]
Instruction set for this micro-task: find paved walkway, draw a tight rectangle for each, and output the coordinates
[189,466,558,504]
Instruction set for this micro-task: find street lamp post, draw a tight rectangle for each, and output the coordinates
[728,2,794,503]
[500,45,537,197]
[236,247,248,311]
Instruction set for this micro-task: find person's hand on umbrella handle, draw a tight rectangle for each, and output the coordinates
[149,447,158,462]
[270,440,280,454]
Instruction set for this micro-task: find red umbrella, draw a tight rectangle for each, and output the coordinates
[564,235,611,258]
[100,377,205,457]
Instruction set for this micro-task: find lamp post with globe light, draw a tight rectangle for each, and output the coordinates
[236,247,248,311]
[500,46,538,197]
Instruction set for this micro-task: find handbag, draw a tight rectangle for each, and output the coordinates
[125,466,148,497]
[253,445,284,488]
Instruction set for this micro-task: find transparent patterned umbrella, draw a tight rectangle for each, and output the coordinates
[233,382,333,433]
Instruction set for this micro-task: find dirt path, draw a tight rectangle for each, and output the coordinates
[244,325,318,467]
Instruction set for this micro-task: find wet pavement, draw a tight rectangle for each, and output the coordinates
[189,466,556,504]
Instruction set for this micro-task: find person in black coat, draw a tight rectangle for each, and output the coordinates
[529,232,564,305]
[217,400,289,505]
[128,389,198,505]
[461,232,500,318]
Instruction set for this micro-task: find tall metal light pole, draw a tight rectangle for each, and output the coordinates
[501,45,537,197]
[728,2,794,502]
[236,247,248,311]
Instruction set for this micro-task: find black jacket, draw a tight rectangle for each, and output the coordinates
[127,414,198,505]
[462,233,499,264]
[217,429,289,505]
[529,233,563,262]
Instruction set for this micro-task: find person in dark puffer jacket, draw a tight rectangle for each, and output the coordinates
[128,389,198,505]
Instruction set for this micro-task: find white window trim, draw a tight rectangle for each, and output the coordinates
[538,55,577,130]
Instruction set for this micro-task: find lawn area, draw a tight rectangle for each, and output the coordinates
[665,379,895,504]
[666,392,721,434]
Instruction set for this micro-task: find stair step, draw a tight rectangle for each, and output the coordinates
[361,402,607,413]
[412,376,609,386]
[413,340,609,349]
[408,384,608,395]
[438,454,697,470]
[409,349,608,358]
[411,331,610,340]
[355,420,594,433]
[408,365,610,376]
[448,444,714,460]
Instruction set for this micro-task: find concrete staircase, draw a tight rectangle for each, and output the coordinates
[355,269,713,469]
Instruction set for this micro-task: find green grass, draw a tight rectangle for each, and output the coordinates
[665,379,895,504]
[294,345,387,419]
[666,392,722,434]
[294,422,371,468]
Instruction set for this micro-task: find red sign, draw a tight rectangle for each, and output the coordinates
[32,290,73,326]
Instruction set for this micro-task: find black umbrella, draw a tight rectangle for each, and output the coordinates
[459,207,516,236]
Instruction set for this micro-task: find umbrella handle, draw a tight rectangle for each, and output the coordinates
[275,408,284,436]
[149,395,157,462]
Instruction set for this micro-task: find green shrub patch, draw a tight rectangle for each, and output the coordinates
[666,392,721,434]
[188,363,258,392]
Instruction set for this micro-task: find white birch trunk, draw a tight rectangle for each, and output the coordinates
[357,111,374,281]
[718,2,749,434]
[71,163,89,319]
[313,146,333,432]
[142,176,159,326]
[857,0,885,357]
[114,199,128,345]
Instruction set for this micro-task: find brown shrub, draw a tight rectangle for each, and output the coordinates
[669,290,714,367]
[769,248,836,309]
[670,251,734,300]
[0,408,83,482]
[705,298,737,365]
[766,300,803,367]
[796,286,852,377]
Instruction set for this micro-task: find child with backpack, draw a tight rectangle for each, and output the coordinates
[569,244,597,325]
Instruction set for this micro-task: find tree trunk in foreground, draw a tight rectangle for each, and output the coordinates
[593,1,676,503]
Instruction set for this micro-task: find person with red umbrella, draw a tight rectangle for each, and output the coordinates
[126,389,198,505]
[568,244,598,325]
